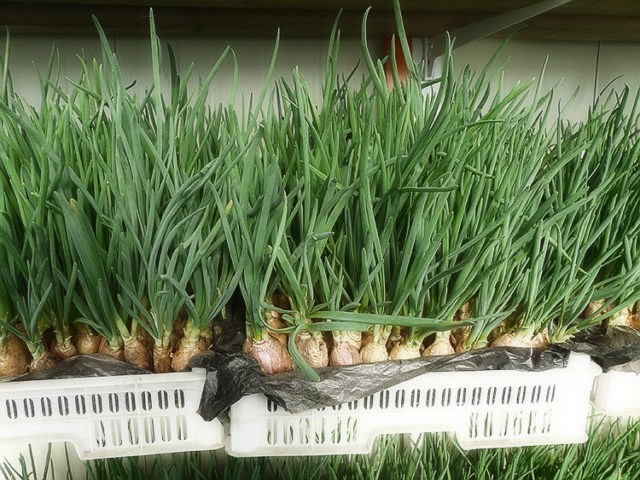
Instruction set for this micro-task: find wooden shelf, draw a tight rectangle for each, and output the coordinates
[1,0,639,41]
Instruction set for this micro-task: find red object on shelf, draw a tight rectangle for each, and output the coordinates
[383,35,411,91]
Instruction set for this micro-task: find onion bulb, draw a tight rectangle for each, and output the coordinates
[171,336,203,372]
[74,325,101,355]
[295,331,329,369]
[389,341,421,360]
[422,331,454,357]
[51,334,78,360]
[491,329,550,348]
[153,345,172,372]
[29,349,55,372]
[249,335,294,374]
[329,341,361,366]
[608,305,638,329]
[0,334,30,377]
[360,341,388,363]
[360,326,390,363]
[98,337,125,361]
[123,335,152,371]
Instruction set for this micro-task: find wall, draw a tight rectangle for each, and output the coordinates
[1,33,639,123]
[0,34,367,109]
[454,39,640,124]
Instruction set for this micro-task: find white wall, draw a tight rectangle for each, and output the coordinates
[2,33,639,123]
[0,34,368,110]
[114,36,368,106]
[453,39,640,124]
[598,43,640,97]
[452,39,598,124]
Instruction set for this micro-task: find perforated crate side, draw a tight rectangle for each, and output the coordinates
[0,369,224,459]
[592,371,640,417]
[226,353,600,456]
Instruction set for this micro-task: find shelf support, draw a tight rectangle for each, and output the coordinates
[421,0,577,77]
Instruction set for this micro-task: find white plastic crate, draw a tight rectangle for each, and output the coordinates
[592,371,640,416]
[0,368,223,460]
[227,352,600,456]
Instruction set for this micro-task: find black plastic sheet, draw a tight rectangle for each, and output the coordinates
[562,326,640,373]
[4,354,149,383]
[189,351,261,422]
[189,345,569,420]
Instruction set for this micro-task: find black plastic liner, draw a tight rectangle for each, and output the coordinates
[4,354,150,383]
[562,326,640,373]
[189,345,570,420]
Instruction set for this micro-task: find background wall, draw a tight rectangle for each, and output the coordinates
[454,39,640,123]
[1,32,639,124]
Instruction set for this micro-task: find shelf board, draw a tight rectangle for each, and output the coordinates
[0,0,639,41]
